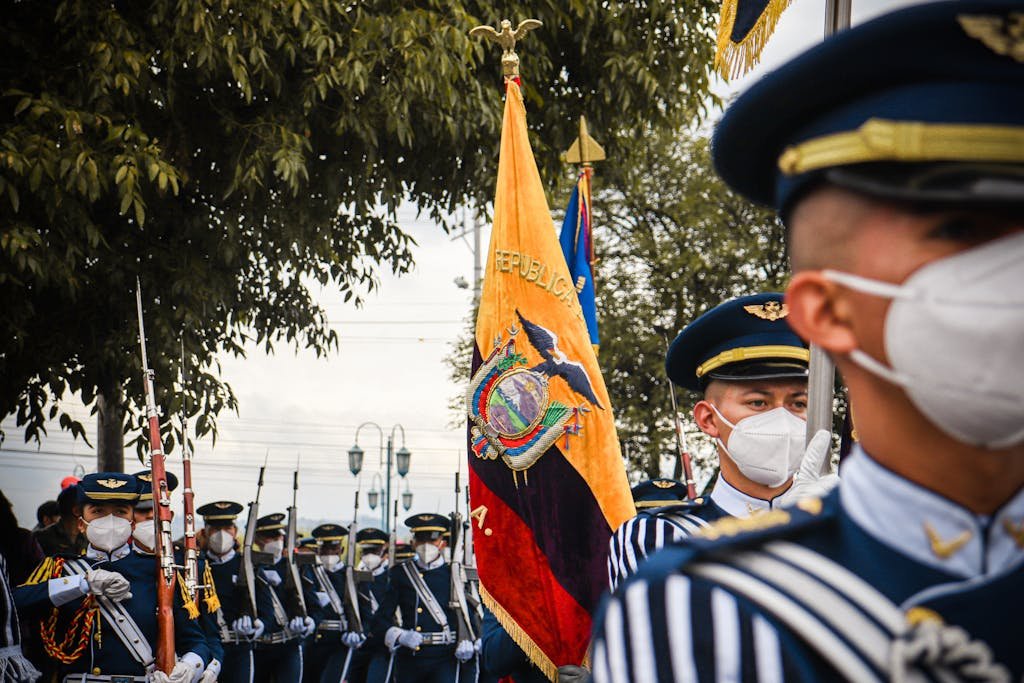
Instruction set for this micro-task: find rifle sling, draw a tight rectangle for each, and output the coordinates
[401,562,450,633]
[66,559,155,668]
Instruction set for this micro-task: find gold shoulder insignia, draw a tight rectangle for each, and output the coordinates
[97,478,129,489]
[215,502,231,509]
[652,480,675,489]
[699,509,791,541]
[958,13,1024,63]
[924,522,972,559]
[1003,518,1024,549]
[743,301,788,321]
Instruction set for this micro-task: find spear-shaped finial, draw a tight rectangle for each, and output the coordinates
[563,115,607,166]
[470,18,542,79]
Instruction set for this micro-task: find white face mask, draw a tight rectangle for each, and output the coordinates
[208,529,235,555]
[262,539,283,562]
[415,542,440,565]
[85,514,134,552]
[132,520,156,551]
[359,553,383,571]
[824,230,1024,449]
[321,554,341,570]
[712,404,807,488]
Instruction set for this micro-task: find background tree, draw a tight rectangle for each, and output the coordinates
[593,127,789,481]
[0,0,720,469]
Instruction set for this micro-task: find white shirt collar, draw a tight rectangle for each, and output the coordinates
[208,549,236,565]
[86,542,132,563]
[414,554,446,570]
[841,446,1024,579]
[710,474,773,517]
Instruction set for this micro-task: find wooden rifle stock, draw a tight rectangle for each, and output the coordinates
[178,340,200,602]
[136,282,176,674]
[342,491,363,634]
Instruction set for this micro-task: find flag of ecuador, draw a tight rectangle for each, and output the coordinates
[466,80,635,680]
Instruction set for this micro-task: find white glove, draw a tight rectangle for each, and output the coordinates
[474,638,482,655]
[85,569,132,602]
[198,658,221,683]
[455,639,475,662]
[287,616,315,637]
[774,430,841,508]
[342,631,366,649]
[386,626,423,651]
[149,658,200,683]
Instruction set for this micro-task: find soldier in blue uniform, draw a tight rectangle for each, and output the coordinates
[371,514,476,683]
[197,500,260,683]
[607,295,839,590]
[349,527,391,683]
[15,472,211,683]
[251,513,315,683]
[592,2,1024,680]
[302,523,364,683]
[132,471,224,683]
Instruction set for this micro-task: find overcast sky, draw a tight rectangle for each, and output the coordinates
[1,0,921,533]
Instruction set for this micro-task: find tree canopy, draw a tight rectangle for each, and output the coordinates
[0,0,720,465]
[592,128,789,480]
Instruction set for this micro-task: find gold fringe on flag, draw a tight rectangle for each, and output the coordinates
[481,583,559,682]
[715,0,795,79]
[177,572,199,619]
[202,562,221,614]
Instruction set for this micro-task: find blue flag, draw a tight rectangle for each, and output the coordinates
[558,175,599,348]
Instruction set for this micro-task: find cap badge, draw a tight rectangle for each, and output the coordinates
[652,481,675,489]
[958,13,1024,63]
[97,478,128,489]
[215,502,231,509]
[744,301,788,321]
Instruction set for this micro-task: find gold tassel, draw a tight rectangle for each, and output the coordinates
[715,0,795,79]
[177,572,200,620]
[202,563,221,614]
[480,584,559,683]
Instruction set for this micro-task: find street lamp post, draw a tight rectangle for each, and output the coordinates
[349,422,411,534]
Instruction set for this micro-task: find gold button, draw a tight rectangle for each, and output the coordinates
[415,646,420,652]
[415,626,421,632]
[417,607,423,614]
[93,668,101,675]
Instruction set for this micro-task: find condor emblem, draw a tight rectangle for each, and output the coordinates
[467,310,598,482]
[743,301,788,321]
[97,478,128,489]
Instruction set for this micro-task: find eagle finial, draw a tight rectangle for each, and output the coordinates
[470,19,543,78]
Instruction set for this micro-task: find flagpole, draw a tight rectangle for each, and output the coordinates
[805,0,853,468]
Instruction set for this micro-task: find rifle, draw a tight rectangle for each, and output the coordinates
[282,469,308,619]
[135,281,176,674]
[449,473,478,645]
[666,375,698,501]
[463,478,483,624]
[178,339,200,603]
[337,491,369,683]
[237,459,267,621]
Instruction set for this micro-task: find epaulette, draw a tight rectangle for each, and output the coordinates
[633,493,838,583]
[20,556,58,587]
